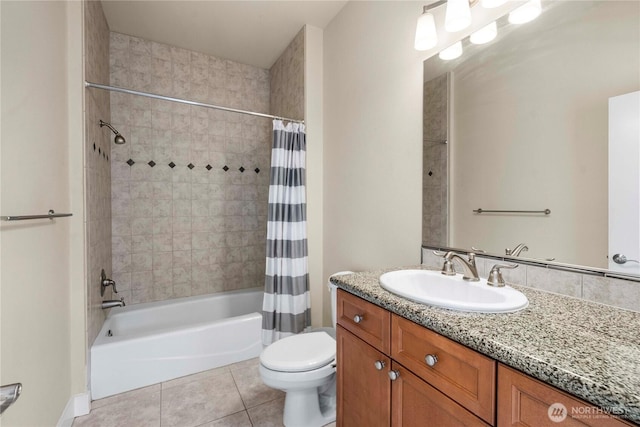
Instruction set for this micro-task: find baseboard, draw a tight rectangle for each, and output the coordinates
[57,392,90,427]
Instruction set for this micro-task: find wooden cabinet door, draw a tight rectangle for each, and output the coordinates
[498,364,633,427]
[392,314,496,424]
[337,325,391,427]
[391,362,490,427]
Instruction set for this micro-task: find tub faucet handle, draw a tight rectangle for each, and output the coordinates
[100,269,118,296]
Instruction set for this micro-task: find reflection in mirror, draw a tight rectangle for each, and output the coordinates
[422,1,640,274]
[422,73,449,247]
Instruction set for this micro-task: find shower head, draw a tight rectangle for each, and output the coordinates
[99,120,126,144]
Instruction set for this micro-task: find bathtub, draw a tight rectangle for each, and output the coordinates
[90,287,264,400]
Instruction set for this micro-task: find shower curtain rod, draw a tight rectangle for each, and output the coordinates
[84,82,305,124]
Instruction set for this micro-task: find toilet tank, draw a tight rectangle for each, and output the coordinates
[328,271,353,329]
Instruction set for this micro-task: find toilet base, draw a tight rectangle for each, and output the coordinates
[283,379,336,427]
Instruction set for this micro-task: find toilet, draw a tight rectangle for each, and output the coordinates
[259,272,351,427]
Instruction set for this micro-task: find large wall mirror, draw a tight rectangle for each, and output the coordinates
[422,1,640,275]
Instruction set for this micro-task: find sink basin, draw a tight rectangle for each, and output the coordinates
[379,269,528,313]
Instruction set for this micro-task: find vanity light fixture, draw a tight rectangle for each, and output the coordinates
[445,0,472,32]
[415,7,439,51]
[480,0,507,8]
[414,0,445,51]
[413,0,482,51]
[508,0,542,24]
[415,0,542,56]
[470,21,497,44]
[439,41,463,60]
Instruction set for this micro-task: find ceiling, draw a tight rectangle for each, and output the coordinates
[101,0,348,70]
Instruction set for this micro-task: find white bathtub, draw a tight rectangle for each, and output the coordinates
[90,287,264,400]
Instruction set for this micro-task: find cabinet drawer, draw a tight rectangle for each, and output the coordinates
[391,314,496,425]
[391,362,490,427]
[337,289,391,354]
[498,364,634,427]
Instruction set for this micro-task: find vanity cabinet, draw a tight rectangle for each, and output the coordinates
[337,289,635,427]
[498,364,633,427]
[336,289,491,426]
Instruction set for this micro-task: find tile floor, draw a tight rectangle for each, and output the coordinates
[73,358,337,427]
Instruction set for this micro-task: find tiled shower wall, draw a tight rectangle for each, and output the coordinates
[270,28,305,120]
[84,0,112,347]
[422,74,448,247]
[108,33,274,305]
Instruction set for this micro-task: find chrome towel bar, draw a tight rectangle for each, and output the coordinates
[473,208,551,215]
[1,209,73,221]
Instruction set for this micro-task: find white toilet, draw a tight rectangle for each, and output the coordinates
[259,272,350,427]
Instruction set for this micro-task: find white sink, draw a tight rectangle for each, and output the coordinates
[379,269,528,313]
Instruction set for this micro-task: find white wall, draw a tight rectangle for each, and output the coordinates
[0,1,85,425]
[69,0,88,403]
[305,25,325,327]
[323,1,425,317]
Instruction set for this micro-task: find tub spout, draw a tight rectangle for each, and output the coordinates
[102,297,125,309]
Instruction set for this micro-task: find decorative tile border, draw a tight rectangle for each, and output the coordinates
[123,159,261,173]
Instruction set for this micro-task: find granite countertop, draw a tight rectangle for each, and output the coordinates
[330,266,640,424]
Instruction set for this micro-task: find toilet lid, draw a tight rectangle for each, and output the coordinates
[260,331,336,372]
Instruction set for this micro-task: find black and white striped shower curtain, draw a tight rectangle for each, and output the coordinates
[261,120,311,346]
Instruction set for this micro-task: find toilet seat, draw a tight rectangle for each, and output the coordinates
[260,332,336,372]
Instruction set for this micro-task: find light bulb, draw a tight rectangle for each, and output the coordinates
[470,21,497,44]
[480,0,508,8]
[414,12,438,51]
[508,0,542,24]
[439,41,463,60]
[445,0,471,32]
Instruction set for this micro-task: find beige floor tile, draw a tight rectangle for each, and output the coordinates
[162,365,230,390]
[246,397,285,427]
[199,410,253,427]
[229,357,260,372]
[73,386,161,427]
[161,372,244,427]
[90,384,161,410]
[231,361,284,409]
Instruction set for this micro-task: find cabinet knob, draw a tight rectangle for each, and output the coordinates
[353,314,364,323]
[374,360,386,370]
[425,354,438,367]
[388,370,400,381]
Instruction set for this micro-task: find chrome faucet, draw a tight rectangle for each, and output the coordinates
[505,243,528,257]
[439,251,480,282]
[101,297,125,309]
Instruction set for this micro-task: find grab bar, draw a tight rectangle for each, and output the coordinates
[1,209,73,221]
[473,208,551,215]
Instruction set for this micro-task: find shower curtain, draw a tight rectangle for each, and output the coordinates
[261,120,311,346]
